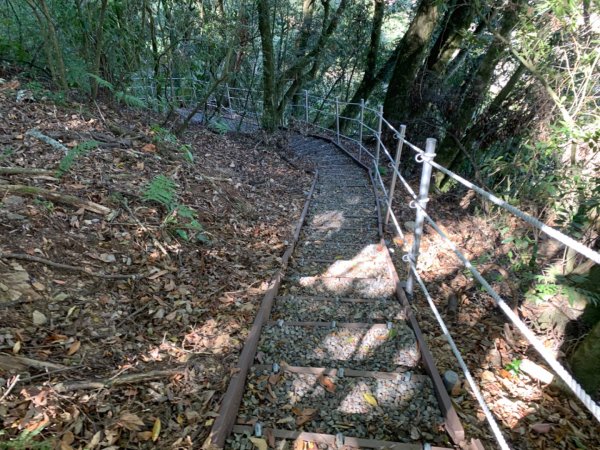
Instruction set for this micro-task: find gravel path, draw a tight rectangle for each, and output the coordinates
[227,135,447,449]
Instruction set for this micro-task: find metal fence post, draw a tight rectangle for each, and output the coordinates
[375,105,383,169]
[385,125,406,227]
[406,138,437,297]
[304,90,309,123]
[335,97,340,144]
[358,99,365,161]
[225,84,233,113]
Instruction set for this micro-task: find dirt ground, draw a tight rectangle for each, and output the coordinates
[0,75,312,449]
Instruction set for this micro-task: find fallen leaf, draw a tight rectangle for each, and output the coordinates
[66,340,81,356]
[12,341,21,354]
[363,392,378,407]
[265,428,276,448]
[268,373,281,385]
[142,143,157,153]
[137,431,153,441]
[117,412,145,431]
[249,437,268,450]
[151,418,161,442]
[318,374,336,393]
[531,423,552,434]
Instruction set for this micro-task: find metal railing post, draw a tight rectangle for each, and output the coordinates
[304,90,309,123]
[385,125,406,227]
[335,97,340,144]
[406,138,437,297]
[358,99,365,161]
[375,105,383,169]
[225,84,233,113]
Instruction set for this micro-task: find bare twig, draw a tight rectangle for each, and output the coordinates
[0,353,68,372]
[0,252,145,280]
[0,375,20,402]
[1,184,111,215]
[52,368,181,393]
[0,167,54,176]
[25,129,68,153]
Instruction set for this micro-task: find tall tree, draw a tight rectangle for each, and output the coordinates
[382,0,443,127]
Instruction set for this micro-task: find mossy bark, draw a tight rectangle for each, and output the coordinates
[569,319,600,396]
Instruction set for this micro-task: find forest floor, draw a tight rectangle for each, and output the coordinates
[0,73,598,450]
[0,75,312,449]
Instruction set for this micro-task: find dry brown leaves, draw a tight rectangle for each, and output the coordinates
[0,75,311,448]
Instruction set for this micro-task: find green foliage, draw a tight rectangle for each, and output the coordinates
[527,270,600,306]
[377,165,388,176]
[150,124,177,145]
[56,140,99,177]
[143,175,177,211]
[505,358,522,377]
[114,91,146,108]
[209,119,230,135]
[0,427,52,449]
[142,176,208,243]
[0,147,13,162]
[178,144,194,163]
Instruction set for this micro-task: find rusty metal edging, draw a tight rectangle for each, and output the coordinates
[379,246,466,445]
[206,171,319,448]
[308,131,467,445]
[367,154,466,445]
[232,425,453,450]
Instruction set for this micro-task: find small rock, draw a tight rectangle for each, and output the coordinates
[410,426,420,440]
[53,292,69,301]
[99,253,117,263]
[442,370,461,395]
[2,195,25,208]
[32,310,47,325]
[481,370,495,382]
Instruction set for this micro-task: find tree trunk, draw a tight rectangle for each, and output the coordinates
[434,2,523,179]
[339,0,385,130]
[257,0,278,129]
[382,0,442,126]
[427,1,474,74]
[91,0,109,99]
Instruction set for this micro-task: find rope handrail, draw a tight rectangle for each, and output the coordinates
[145,76,600,430]
[408,198,600,422]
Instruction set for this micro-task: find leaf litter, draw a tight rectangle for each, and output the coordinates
[0,75,311,448]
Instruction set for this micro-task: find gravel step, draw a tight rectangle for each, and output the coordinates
[237,367,442,444]
[272,295,405,322]
[294,242,385,261]
[281,275,396,298]
[289,256,390,278]
[311,194,374,206]
[299,229,379,244]
[308,205,376,217]
[257,323,419,371]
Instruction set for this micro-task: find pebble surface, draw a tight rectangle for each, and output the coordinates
[228,137,448,449]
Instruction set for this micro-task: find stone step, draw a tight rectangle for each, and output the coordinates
[272,295,405,323]
[294,241,384,261]
[289,255,390,279]
[281,275,395,299]
[236,366,442,444]
[256,322,420,372]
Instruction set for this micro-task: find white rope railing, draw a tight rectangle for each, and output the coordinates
[132,77,600,433]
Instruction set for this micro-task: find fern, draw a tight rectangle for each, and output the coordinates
[56,140,98,177]
[115,91,146,108]
[143,175,177,210]
[86,73,114,91]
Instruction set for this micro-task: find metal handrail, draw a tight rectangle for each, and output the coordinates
[139,77,600,435]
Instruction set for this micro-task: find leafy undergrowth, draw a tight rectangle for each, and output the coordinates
[383,175,600,449]
[0,77,311,448]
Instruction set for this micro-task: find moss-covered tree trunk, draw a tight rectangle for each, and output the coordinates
[570,319,600,396]
[382,0,442,126]
[257,0,278,129]
[339,0,385,129]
